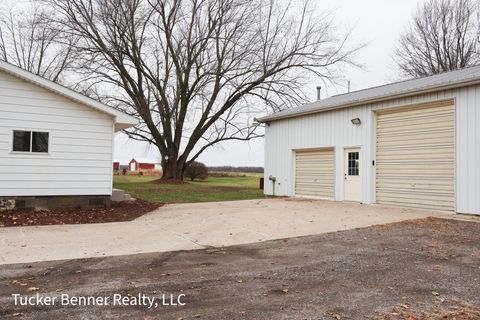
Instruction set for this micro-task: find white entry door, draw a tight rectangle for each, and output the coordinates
[344,148,361,202]
[130,162,136,171]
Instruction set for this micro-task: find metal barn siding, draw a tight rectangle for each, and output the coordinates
[264,105,373,202]
[376,101,455,211]
[294,149,335,198]
[264,85,480,215]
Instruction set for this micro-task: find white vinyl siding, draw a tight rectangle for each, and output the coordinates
[376,101,455,211]
[0,71,114,196]
[295,149,334,199]
[264,85,480,215]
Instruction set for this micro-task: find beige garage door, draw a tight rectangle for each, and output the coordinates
[295,149,335,199]
[376,100,455,211]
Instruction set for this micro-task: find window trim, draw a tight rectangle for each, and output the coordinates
[10,129,51,155]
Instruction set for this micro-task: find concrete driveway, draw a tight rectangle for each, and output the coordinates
[0,198,451,265]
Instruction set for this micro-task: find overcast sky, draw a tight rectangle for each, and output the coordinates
[114,0,428,166]
[1,0,427,166]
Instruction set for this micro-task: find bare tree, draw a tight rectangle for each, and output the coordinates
[394,0,480,78]
[42,0,359,180]
[0,7,76,82]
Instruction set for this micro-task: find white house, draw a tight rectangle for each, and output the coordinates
[0,60,137,210]
[259,66,480,215]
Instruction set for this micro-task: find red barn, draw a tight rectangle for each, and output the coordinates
[113,161,120,171]
[129,158,162,173]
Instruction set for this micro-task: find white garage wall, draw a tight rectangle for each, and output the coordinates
[265,104,374,203]
[0,71,115,196]
[264,85,480,215]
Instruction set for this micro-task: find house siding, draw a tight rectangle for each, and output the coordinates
[264,85,480,215]
[0,71,115,196]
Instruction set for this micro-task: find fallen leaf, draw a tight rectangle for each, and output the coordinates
[282,289,289,293]
[432,291,440,296]
[27,287,39,292]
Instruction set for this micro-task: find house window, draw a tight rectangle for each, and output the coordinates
[12,130,49,153]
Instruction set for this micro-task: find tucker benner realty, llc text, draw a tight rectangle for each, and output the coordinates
[12,293,186,309]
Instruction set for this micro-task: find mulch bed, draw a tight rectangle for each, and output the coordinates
[0,199,162,227]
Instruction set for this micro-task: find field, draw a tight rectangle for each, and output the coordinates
[113,174,265,203]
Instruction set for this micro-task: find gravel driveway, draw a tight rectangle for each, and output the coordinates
[0,217,479,319]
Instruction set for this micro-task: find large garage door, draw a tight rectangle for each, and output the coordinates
[295,149,335,199]
[376,100,455,211]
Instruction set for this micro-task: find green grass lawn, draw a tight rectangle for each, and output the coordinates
[113,174,265,204]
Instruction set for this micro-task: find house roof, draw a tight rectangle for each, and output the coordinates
[257,65,480,123]
[0,60,138,132]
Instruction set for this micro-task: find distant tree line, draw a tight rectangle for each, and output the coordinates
[208,166,264,173]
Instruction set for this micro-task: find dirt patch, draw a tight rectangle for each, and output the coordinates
[0,200,161,227]
[187,186,241,193]
[135,186,242,193]
[150,179,187,185]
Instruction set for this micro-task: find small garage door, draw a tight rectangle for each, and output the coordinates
[376,100,455,211]
[295,149,335,199]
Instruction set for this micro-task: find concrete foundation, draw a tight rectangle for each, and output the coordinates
[0,195,111,211]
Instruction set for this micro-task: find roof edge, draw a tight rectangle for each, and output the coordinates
[257,78,480,123]
[0,60,138,131]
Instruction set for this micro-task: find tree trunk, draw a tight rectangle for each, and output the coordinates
[161,157,185,181]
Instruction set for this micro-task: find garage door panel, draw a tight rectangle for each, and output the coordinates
[296,175,335,181]
[377,153,455,162]
[376,197,454,211]
[297,176,334,187]
[377,192,454,204]
[377,191,455,201]
[296,186,334,192]
[376,181,454,192]
[377,137,454,147]
[377,145,452,158]
[295,149,335,199]
[376,101,455,211]
[378,109,453,122]
[377,130,454,141]
[378,117,454,132]
[377,102,453,118]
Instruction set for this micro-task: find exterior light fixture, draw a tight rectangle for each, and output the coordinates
[351,118,361,125]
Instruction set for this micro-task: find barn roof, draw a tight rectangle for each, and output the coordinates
[0,60,138,131]
[257,65,480,123]
[131,158,161,164]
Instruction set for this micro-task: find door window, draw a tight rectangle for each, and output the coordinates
[348,152,359,176]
